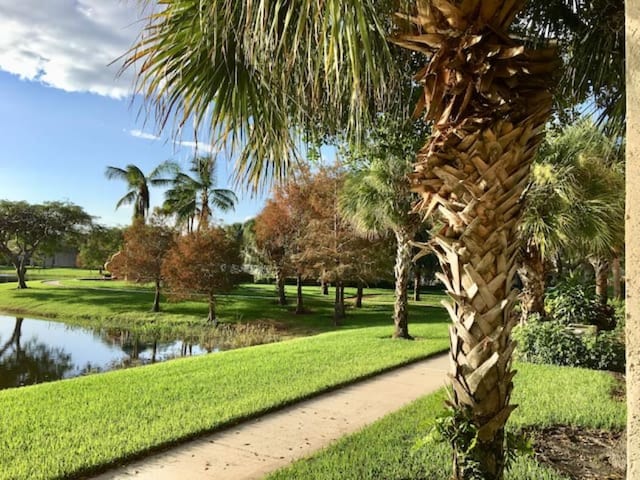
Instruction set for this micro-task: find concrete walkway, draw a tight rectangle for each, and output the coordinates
[93,354,449,480]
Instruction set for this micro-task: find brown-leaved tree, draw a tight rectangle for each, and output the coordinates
[162,228,242,325]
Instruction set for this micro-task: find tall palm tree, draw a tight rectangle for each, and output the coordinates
[162,156,237,231]
[518,120,624,319]
[105,163,174,223]
[340,120,426,339]
[125,2,565,478]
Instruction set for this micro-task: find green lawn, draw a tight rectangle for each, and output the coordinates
[0,280,447,336]
[0,266,101,280]
[268,363,626,480]
[0,323,450,480]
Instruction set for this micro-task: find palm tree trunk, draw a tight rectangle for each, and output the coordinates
[414,266,422,302]
[518,246,546,322]
[276,267,287,306]
[612,255,623,300]
[590,257,610,305]
[393,228,412,339]
[152,279,161,312]
[394,4,556,476]
[355,281,364,308]
[295,273,304,314]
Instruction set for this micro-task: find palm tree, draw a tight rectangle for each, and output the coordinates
[105,163,174,223]
[518,120,624,319]
[162,156,237,231]
[340,120,426,339]
[123,2,616,477]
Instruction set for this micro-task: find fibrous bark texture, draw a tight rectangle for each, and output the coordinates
[393,1,557,478]
[394,229,413,339]
[518,246,546,322]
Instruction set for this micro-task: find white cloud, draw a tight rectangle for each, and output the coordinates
[129,129,160,141]
[128,129,217,153]
[0,0,145,98]
[177,140,217,153]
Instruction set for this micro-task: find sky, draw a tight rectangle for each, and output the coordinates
[0,0,267,227]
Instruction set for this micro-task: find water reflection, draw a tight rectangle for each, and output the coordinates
[0,318,75,389]
[0,316,279,390]
[0,316,208,390]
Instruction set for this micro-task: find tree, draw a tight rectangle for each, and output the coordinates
[126,2,560,477]
[105,163,174,223]
[393,6,557,477]
[163,229,242,325]
[254,199,293,306]
[518,120,624,320]
[108,221,175,312]
[162,156,237,231]
[340,118,426,338]
[76,225,124,272]
[0,201,92,288]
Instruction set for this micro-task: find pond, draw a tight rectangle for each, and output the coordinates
[0,315,220,390]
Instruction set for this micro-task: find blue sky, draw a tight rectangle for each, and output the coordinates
[0,1,267,227]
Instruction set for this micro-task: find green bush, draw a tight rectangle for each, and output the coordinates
[513,320,625,372]
[545,277,616,330]
[583,331,626,372]
[514,321,587,367]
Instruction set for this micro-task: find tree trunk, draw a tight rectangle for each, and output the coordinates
[333,280,345,324]
[394,5,556,477]
[321,270,329,295]
[393,229,412,339]
[611,255,623,301]
[355,282,364,308]
[152,279,161,312]
[295,273,304,314]
[590,257,610,305]
[207,294,218,327]
[275,267,287,305]
[518,246,546,322]
[12,257,28,289]
[626,1,640,474]
[414,266,422,302]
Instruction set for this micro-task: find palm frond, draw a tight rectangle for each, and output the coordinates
[124,0,399,192]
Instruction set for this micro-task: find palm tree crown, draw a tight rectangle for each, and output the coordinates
[105,163,174,223]
[162,155,237,231]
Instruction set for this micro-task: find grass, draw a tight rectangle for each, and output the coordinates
[0,266,100,280]
[0,322,450,480]
[0,280,447,336]
[267,363,626,480]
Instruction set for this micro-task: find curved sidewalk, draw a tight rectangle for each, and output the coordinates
[93,353,449,480]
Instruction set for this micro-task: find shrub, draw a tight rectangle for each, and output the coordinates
[545,277,616,330]
[513,320,625,372]
[514,321,587,367]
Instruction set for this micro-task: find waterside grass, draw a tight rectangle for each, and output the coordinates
[268,363,626,480]
[0,281,447,337]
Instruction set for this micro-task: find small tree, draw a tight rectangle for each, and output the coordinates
[109,221,175,312]
[0,201,92,288]
[254,199,294,306]
[163,228,242,325]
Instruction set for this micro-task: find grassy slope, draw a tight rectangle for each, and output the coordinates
[0,287,450,480]
[268,363,626,480]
